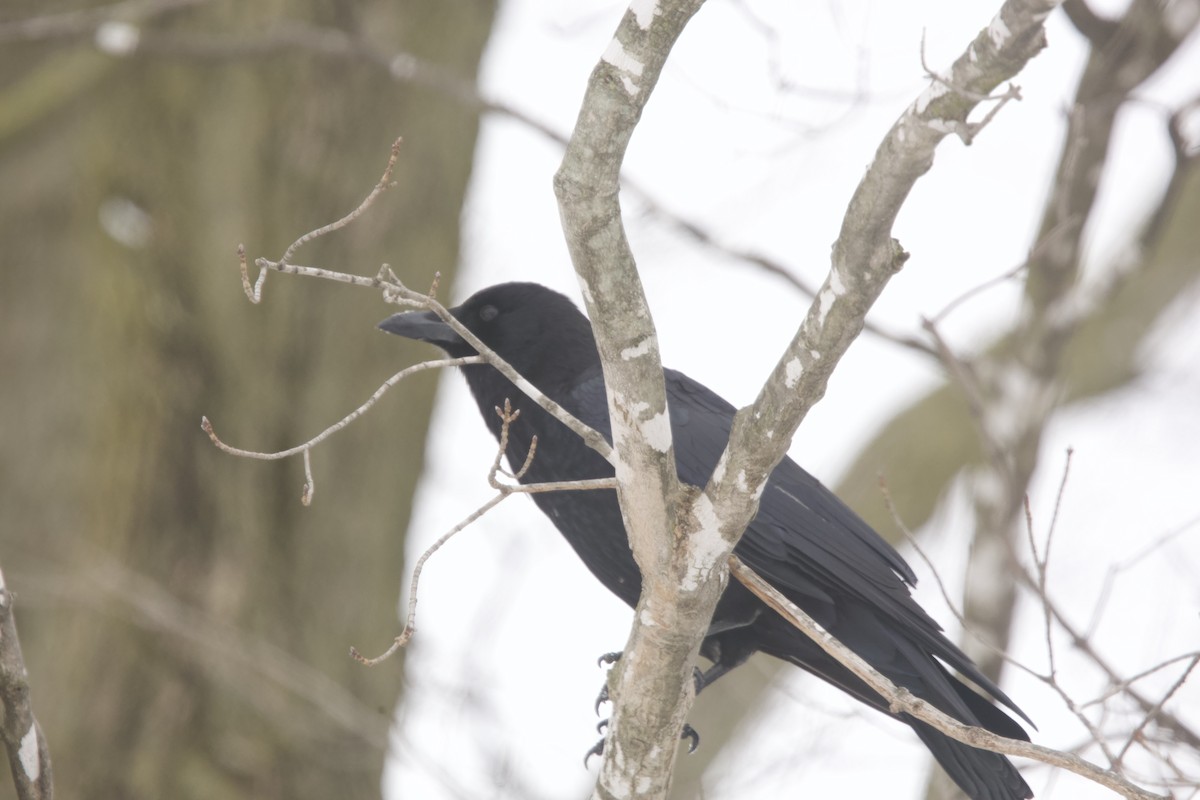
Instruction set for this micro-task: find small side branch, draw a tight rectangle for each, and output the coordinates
[241,138,402,304]
[351,400,616,666]
[202,356,482,505]
[728,556,1169,800]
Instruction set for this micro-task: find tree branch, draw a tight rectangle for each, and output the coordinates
[556,2,1065,798]
[0,565,54,800]
[554,3,713,798]
[728,556,1169,800]
[702,0,1062,605]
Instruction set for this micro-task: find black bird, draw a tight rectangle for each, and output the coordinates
[380,281,1033,800]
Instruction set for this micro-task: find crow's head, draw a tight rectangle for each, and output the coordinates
[378,282,598,384]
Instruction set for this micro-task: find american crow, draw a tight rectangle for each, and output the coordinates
[380,281,1033,800]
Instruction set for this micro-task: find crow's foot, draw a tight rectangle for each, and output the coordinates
[585,650,702,764]
[584,723,700,766]
[597,651,622,667]
[594,651,621,714]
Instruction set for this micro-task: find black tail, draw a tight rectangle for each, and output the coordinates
[907,717,1032,800]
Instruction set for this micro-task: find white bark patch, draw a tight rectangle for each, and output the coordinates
[621,336,654,360]
[602,40,644,96]
[642,411,672,453]
[973,467,1006,512]
[784,357,804,388]
[926,118,956,135]
[987,13,1011,48]
[639,608,658,627]
[711,451,728,485]
[601,739,630,795]
[736,469,765,501]
[914,80,950,115]
[636,775,653,793]
[18,727,39,782]
[629,0,660,29]
[610,389,671,453]
[829,266,846,295]
[980,362,1058,451]
[683,495,727,591]
[816,286,837,326]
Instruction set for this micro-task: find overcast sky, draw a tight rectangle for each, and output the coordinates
[384,2,1200,798]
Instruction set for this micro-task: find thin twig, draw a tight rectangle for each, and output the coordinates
[238,251,616,462]
[351,491,510,666]
[918,27,1025,144]
[241,138,403,303]
[202,359,482,452]
[878,475,1040,679]
[728,556,1169,800]
[351,403,616,666]
[1084,651,1200,711]
[1115,655,1200,769]
[928,216,1079,326]
[280,137,402,265]
[202,356,481,502]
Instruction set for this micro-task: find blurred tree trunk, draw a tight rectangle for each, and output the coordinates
[0,2,496,798]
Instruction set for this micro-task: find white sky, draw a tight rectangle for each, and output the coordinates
[384,1,1200,798]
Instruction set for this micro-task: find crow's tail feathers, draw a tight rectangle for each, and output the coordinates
[907,717,1033,800]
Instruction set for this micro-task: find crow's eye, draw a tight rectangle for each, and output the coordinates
[479,304,499,322]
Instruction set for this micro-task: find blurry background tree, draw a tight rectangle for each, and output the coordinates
[0,1,496,798]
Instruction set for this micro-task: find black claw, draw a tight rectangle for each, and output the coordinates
[597,650,622,667]
[594,683,610,715]
[692,666,705,694]
[596,718,609,734]
[583,737,605,767]
[682,723,700,753]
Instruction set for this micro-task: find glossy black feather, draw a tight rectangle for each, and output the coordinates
[379,282,1033,800]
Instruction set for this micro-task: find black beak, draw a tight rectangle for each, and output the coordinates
[377,309,464,349]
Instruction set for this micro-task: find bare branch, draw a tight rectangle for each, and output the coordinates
[201,356,482,503]
[554,3,711,796]
[279,137,402,266]
[241,138,402,303]
[0,566,54,800]
[352,400,617,666]
[704,0,1062,547]
[553,3,1066,797]
[1115,655,1200,769]
[728,556,1170,800]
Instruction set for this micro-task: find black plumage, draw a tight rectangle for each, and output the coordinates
[380,281,1033,800]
